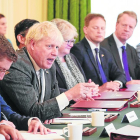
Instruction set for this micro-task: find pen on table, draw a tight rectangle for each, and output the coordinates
[134,94,139,101]
[88,109,107,112]
[1,112,8,121]
[51,122,71,125]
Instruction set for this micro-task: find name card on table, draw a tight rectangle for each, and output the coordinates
[100,123,116,137]
[121,111,138,123]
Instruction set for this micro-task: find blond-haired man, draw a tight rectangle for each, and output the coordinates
[0,21,95,123]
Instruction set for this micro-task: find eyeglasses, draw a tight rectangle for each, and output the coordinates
[0,69,9,75]
[65,39,76,45]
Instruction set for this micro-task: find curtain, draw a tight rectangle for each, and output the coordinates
[47,0,91,42]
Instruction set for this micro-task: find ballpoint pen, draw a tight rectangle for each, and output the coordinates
[88,109,107,111]
[1,112,8,121]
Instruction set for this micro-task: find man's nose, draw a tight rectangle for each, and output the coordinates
[52,47,58,56]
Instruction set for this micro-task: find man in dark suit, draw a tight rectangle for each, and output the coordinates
[71,13,126,92]
[0,21,95,123]
[0,35,51,140]
[101,11,140,84]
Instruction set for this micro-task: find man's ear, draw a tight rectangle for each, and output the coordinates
[115,22,119,30]
[30,39,35,50]
[17,34,25,44]
[83,26,87,35]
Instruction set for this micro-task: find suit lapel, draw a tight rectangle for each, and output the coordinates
[82,38,102,80]
[126,44,132,71]
[54,61,66,86]
[108,35,124,71]
[83,38,99,72]
[99,49,106,70]
[20,48,40,93]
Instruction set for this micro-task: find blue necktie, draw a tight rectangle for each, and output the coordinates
[121,46,131,81]
[95,48,107,84]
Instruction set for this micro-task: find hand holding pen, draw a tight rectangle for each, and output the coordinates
[1,112,15,128]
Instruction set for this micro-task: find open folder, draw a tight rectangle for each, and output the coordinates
[70,100,128,111]
[93,91,135,101]
[110,125,140,140]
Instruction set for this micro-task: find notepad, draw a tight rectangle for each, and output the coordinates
[20,129,65,140]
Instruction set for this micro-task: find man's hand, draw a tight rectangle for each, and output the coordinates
[0,120,15,128]
[28,120,51,135]
[44,119,54,124]
[87,79,100,97]
[0,125,25,140]
[65,82,97,101]
[99,81,120,93]
[126,80,140,85]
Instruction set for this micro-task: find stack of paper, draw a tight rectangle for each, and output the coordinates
[53,113,119,124]
[20,129,65,140]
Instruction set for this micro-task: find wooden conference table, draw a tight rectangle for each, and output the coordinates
[45,100,140,140]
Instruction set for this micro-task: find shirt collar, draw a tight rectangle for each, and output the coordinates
[113,33,127,49]
[27,51,41,72]
[85,37,100,50]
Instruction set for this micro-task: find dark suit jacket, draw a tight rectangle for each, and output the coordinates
[71,37,126,86]
[0,48,61,121]
[101,34,140,80]
[55,53,87,93]
[0,94,29,130]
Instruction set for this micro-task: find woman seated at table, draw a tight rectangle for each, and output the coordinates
[0,13,13,46]
[51,18,99,99]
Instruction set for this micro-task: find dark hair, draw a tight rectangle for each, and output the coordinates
[14,19,39,46]
[84,13,106,27]
[0,35,17,62]
[0,14,5,19]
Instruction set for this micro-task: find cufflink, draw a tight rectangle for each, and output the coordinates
[101,54,104,57]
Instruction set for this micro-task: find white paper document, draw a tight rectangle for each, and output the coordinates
[112,125,140,136]
[53,113,119,124]
[20,129,65,140]
[53,118,91,124]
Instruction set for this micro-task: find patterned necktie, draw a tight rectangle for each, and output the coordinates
[95,48,107,84]
[39,69,45,103]
[121,46,131,81]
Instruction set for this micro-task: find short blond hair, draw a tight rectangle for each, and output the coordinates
[51,18,78,40]
[117,11,137,25]
[25,21,64,46]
